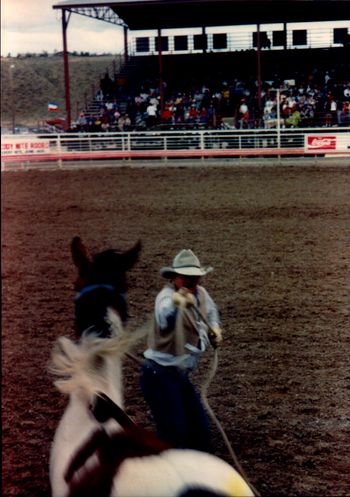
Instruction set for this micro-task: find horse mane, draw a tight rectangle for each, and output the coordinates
[50,309,150,397]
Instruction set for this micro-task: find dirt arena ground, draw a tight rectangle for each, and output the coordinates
[2,161,350,497]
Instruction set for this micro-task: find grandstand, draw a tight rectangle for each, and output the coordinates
[52,0,350,131]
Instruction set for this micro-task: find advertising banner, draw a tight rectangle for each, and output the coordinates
[305,134,350,152]
[1,138,51,156]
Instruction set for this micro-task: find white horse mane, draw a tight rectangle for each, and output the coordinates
[49,308,149,397]
[49,307,256,497]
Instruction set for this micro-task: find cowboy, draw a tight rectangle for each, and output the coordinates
[140,249,223,452]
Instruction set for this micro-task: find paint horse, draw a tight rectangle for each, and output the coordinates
[49,237,254,497]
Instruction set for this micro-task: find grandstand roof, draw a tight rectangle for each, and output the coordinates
[53,0,350,30]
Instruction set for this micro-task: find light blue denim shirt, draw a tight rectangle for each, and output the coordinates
[144,285,220,370]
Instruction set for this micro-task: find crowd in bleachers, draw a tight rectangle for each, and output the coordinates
[73,67,350,132]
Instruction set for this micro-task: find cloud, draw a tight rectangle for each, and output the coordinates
[2,0,59,30]
[1,0,124,55]
[63,25,124,53]
[2,27,124,56]
[2,30,61,55]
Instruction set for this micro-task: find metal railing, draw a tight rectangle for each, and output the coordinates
[129,22,350,55]
[2,128,350,169]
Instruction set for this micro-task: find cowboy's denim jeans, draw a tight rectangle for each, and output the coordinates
[140,359,212,452]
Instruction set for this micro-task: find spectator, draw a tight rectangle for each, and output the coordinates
[124,114,132,131]
[342,101,350,125]
[76,112,87,132]
[95,89,104,102]
[161,105,174,126]
[193,89,204,110]
[285,106,302,127]
[146,101,158,128]
[263,95,277,128]
[220,83,230,113]
[344,85,350,99]
[117,114,126,131]
[198,106,208,127]
[324,94,337,126]
[187,105,198,125]
[237,98,250,129]
[207,102,216,128]
[100,72,113,100]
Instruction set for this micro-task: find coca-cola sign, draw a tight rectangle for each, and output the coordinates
[307,136,336,150]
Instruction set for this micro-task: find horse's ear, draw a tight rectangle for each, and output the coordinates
[121,239,142,270]
[71,237,91,285]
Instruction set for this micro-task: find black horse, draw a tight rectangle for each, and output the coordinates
[71,236,141,337]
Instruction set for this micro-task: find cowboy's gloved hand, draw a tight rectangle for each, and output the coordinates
[173,288,196,308]
[208,326,223,348]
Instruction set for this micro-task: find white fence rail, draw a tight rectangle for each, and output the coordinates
[2,128,350,169]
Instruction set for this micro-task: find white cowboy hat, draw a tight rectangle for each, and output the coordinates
[160,249,213,279]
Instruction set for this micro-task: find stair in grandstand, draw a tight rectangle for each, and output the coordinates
[84,99,102,117]
[81,58,136,118]
[83,96,130,119]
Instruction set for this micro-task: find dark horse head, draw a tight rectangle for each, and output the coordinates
[71,236,142,337]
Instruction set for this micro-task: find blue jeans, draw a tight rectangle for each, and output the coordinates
[140,359,212,452]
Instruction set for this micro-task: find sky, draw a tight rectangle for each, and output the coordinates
[1,0,125,56]
[2,1,349,57]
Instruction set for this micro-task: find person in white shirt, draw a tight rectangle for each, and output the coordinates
[146,102,158,128]
[140,249,222,451]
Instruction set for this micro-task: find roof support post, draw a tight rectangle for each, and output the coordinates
[62,9,72,131]
[124,25,129,64]
[157,28,164,113]
[256,23,262,111]
[202,26,207,53]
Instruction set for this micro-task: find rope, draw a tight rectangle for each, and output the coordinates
[200,349,261,497]
[186,303,260,497]
[126,351,143,366]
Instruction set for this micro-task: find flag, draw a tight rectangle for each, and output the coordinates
[48,102,59,111]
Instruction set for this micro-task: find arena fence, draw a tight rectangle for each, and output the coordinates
[2,128,350,170]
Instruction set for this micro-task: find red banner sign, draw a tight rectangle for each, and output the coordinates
[306,136,336,150]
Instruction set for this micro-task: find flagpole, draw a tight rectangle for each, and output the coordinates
[9,64,16,134]
[62,9,72,132]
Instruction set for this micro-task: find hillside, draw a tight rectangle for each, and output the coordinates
[1,55,122,130]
